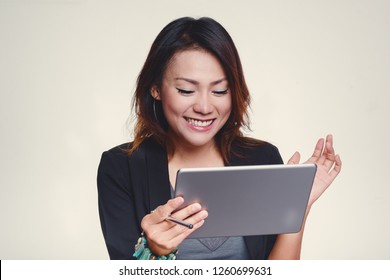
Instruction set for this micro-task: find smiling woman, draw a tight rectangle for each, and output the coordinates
[97,17,341,260]
[130,17,253,165]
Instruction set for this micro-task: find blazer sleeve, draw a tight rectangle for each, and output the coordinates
[97,147,139,259]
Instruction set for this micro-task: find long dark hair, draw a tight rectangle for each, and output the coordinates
[130,17,261,163]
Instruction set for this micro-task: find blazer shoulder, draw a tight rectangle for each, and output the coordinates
[231,137,284,165]
[98,142,133,176]
[104,142,132,156]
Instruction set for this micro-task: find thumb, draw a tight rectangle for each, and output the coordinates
[287,151,301,164]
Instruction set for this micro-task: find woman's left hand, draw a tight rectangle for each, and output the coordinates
[287,134,342,208]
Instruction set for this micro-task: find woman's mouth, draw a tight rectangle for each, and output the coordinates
[184,117,214,128]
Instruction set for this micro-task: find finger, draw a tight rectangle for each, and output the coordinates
[169,202,203,221]
[149,197,185,223]
[317,134,333,166]
[328,154,342,181]
[166,209,208,232]
[323,137,336,170]
[287,151,301,164]
[168,210,209,241]
[141,197,186,248]
[154,218,207,252]
[310,137,325,162]
[150,210,208,251]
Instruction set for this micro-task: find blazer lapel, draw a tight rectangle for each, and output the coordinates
[144,139,171,211]
[128,138,171,222]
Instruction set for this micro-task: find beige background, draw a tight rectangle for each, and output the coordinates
[0,0,389,259]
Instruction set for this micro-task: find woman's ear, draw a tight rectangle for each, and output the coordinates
[150,86,161,100]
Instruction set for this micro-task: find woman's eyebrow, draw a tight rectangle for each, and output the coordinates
[175,77,227,86]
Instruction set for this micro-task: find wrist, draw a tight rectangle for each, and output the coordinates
[146,236,174,256]
[133,232,178,260]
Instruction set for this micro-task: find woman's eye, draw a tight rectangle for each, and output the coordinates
[212,89,229,95]
[176,88,194,95]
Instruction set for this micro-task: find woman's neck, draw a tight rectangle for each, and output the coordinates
[170,138,225,164]
[168,141,224,188]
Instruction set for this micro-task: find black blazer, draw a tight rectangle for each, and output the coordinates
[97,138,284,259]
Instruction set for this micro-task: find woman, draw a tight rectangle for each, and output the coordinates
[97,17,341,260]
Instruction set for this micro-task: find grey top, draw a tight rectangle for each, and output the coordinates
[171,186,250,260]
[176,236,250,260]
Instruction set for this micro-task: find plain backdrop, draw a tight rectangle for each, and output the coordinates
[0,0,389,259]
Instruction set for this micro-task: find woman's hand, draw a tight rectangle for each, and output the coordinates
[140,197,208,256]
[288,134,342,208]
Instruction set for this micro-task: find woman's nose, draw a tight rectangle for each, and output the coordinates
[193,93,213,114]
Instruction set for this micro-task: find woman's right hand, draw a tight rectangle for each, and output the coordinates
[140,197,208,256]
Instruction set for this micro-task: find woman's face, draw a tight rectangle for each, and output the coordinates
[152,49,232,150]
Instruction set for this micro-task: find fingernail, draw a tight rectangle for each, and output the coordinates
[191,203,201,212]
[175,196,184,204]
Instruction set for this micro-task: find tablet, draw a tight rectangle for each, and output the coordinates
[174,163,317,238]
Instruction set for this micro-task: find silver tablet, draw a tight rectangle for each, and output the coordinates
[174,164,317,238]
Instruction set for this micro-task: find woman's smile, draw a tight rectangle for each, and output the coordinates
[184,117,215,130]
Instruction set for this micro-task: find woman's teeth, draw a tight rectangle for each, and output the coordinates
[186,118,213,127]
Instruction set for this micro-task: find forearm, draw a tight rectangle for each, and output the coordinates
[268,207,310,260]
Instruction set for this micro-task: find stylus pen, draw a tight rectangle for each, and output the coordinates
[166,216,193,229]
